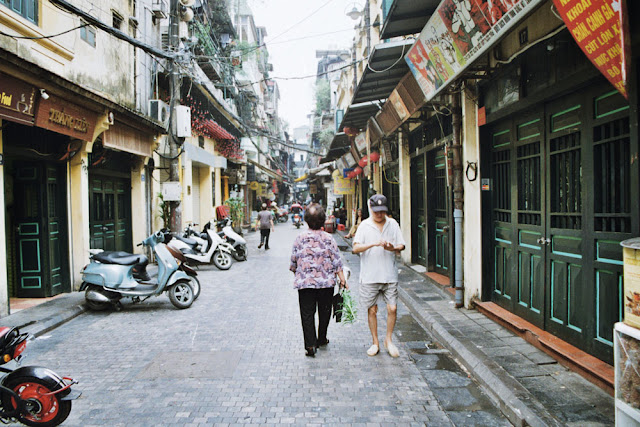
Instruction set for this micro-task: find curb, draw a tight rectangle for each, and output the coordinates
[398,285,560,427]
[22,304,88,338]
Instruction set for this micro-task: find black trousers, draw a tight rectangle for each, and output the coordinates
[298,287,334,349]
[259,229,270,248]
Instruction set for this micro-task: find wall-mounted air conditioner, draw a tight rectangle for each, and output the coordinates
[149,99,169,129]
[151,0,168,20]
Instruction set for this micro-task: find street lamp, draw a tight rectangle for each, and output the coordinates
[345,3,363,20]
[346,5,362,20]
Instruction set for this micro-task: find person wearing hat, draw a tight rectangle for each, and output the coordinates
[352,194,406,357]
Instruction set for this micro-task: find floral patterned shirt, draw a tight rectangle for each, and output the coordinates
[290,230,344,289]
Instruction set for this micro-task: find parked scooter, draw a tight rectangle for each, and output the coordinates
[80,231,196,310]
[168,223,233,270]
[0,326,80,426]
[216,218,247,261]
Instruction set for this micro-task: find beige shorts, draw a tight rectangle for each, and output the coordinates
[359,282,398,309]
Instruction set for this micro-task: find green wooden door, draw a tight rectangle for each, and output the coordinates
[430,149,450,276]
[411,155,427,266]
[488,85,634,363]
[13,163,69,297]
[89,175,132,252]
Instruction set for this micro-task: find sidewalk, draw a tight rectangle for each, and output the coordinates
[336,230,614,427]
[1,291,87,338]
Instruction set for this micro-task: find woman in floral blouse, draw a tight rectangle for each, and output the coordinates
[290,203,348,357]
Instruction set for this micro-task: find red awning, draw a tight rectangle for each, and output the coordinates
[204,120,235,140]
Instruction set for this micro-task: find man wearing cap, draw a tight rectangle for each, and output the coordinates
[352,194,406,357]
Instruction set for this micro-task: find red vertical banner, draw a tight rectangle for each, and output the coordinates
[552,0,629,99]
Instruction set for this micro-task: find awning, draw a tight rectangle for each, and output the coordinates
[204,120,235,140]
[247,158,283,182]
[339,39,414,132]
[184,142,227,168]
[339,102,383,135]
[379,0,438,40]
[319,132,350,163]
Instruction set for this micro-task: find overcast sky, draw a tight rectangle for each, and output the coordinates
[249,0,358,132]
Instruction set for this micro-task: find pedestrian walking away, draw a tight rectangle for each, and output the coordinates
[255,203,274,250]
[290,203,348,357]
[352,194,405,357]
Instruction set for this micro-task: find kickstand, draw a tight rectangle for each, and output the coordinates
[114,301,123,311]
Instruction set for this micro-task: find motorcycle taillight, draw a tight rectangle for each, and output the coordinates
[13,340,26,359]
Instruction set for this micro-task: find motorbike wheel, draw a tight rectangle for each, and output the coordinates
[2,376,72,427]
[188,275,201,300]
[232,247,247,262]
[84,284,111,311]
[213,250,232,270]
[168,280,194,309]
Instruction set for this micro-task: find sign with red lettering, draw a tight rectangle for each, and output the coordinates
[553,0,629,98]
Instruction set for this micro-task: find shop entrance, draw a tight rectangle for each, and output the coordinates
[486,84,636,362]
[89,174,132,252]
[11,162,70,297]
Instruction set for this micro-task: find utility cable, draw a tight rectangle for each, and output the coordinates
[0,23,89,40]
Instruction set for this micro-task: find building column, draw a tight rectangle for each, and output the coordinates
[398,128,412,264]
[214,167,222,207]
[182,158,193,227]
[68,141,90,290]
[152,152,165,231]
[462,83,481,307]
[200,166,213,224]
[0,122,8,315]
[130,157,146,253]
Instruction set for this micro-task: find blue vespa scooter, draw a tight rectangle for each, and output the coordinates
[80,231,195,310]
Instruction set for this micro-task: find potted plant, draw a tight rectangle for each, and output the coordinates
[157,192,170,230]
[224,197,246,235]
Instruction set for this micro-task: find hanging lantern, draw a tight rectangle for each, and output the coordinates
[369,151,380,162]
[343,126,359,137]
[358,155,369,168]
[353,166,363,175]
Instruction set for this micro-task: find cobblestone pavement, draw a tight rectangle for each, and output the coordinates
[13,223,509,426]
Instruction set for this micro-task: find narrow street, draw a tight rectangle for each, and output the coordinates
[16,223,508,426]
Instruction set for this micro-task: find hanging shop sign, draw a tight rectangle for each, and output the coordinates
[0,73,36,126]
[552,0,630,98]
[343,168,354,178]
[406,0,544,102]
[344,151,357,167]
[388,90,409,121]
[334,174,356,195]
[310,183,318,194]
[355,131,367,153]
[249,181,259,191]
[36,96,99,141]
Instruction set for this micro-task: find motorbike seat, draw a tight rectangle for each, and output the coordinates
[93,252,147,266]
[174,235,198,246]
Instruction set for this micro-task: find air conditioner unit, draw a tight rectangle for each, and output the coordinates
[151,0,168,19]
[149,99,169,128]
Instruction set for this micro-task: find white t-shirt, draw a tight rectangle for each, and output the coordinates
[353,217,406,284]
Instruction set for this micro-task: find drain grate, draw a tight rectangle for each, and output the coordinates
[137,351,241,379]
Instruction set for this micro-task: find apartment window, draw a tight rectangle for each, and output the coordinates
[0,0,38,24]
[198,136,205,148]
[112,11,123,30]
[80,22,96,47]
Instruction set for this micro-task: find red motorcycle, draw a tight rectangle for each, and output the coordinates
[0,327,79,426]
